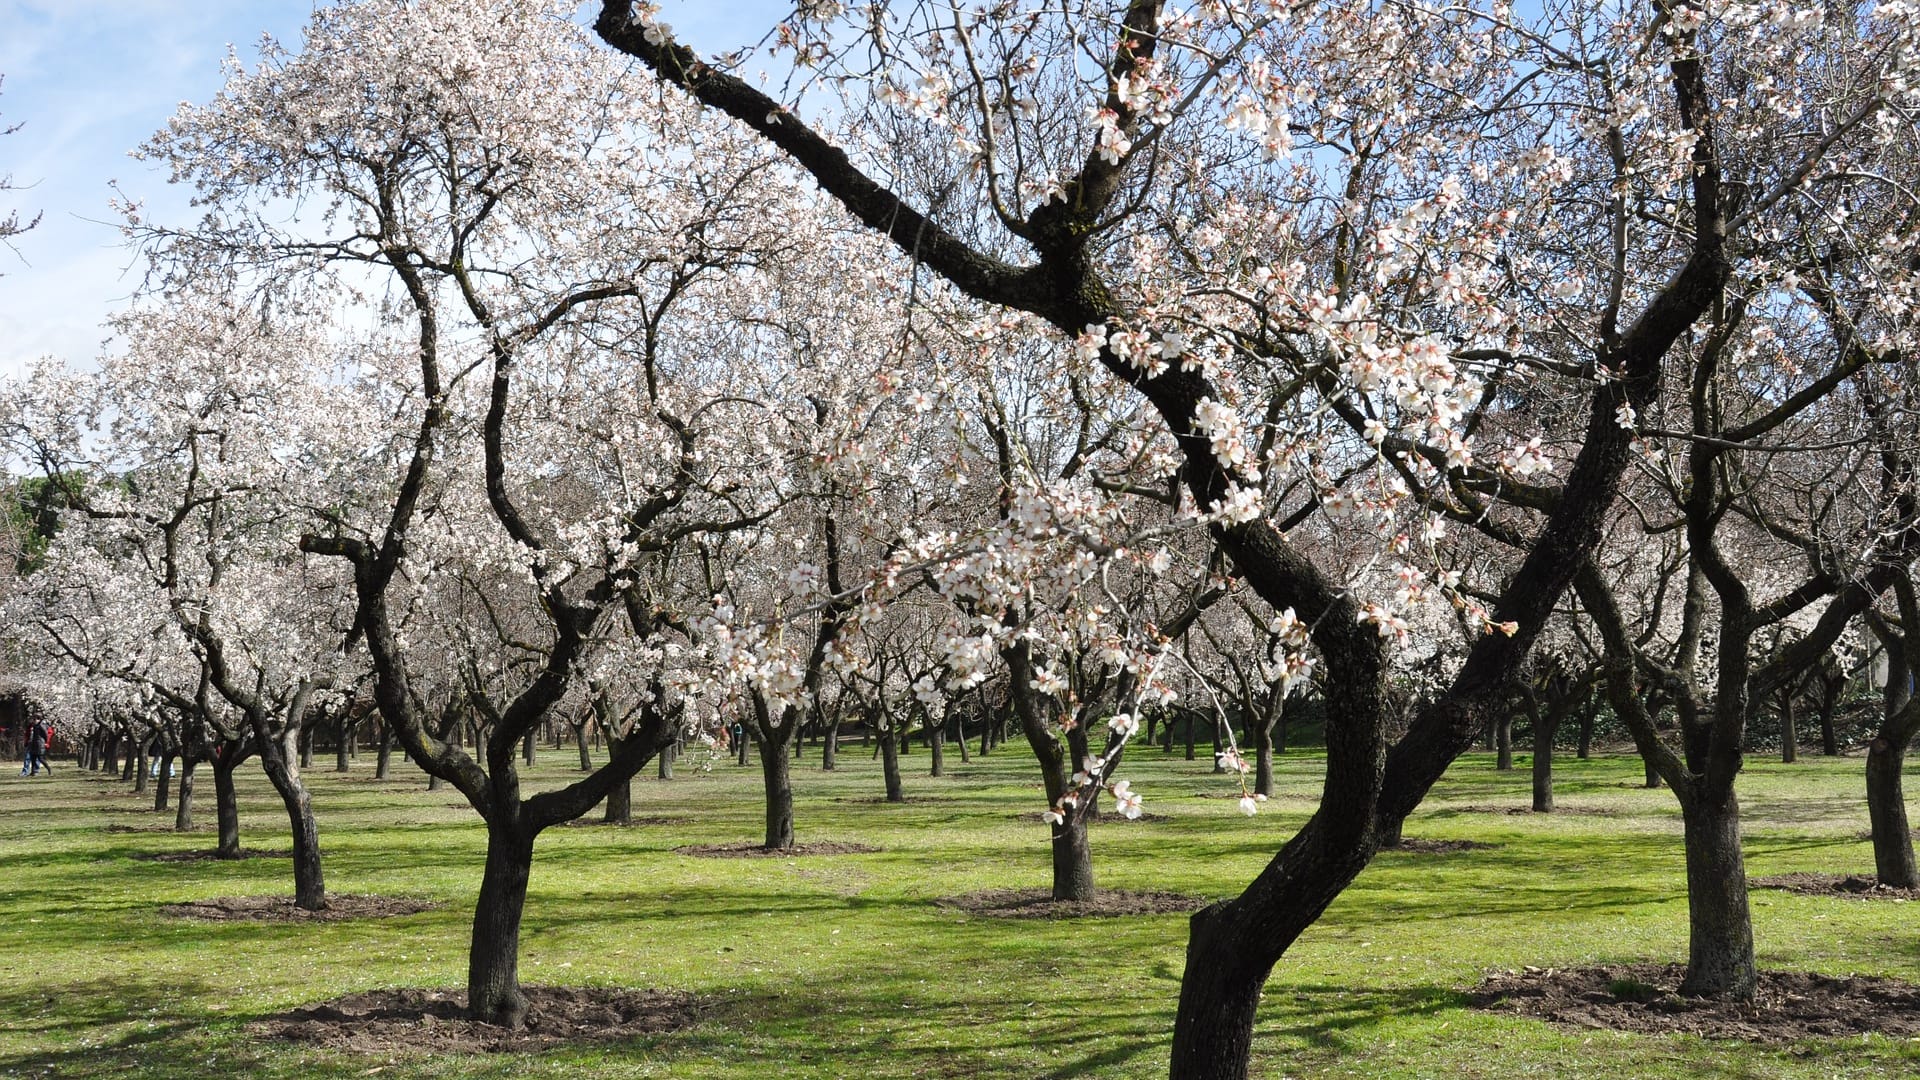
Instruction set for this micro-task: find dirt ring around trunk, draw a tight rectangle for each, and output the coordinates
[161,894,443,922]
[1382,838,1498,854]
[674,840,880,858]
[253,985,707,1053]
[561,815,691,828]
[935,887,1209,919]
[1751,872,1920,900]
[134,848,291,862]
[1470,963,1920,1042]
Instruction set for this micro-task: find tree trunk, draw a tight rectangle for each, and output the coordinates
[657,740,675,779]
[132,740,149,793]
[154,751,175,811]
[376,721,393,780]
[880,725,904,802]
[1051,816,1094,901]
[1494,713,1513,771]
[257,723,325,911]
[1868,735,1918,887]
[1576,700,1596,760]
[576,724,593,771]
[821,715,839,770]
[522,729,536,767]
[214,754,241,858]
[928,720,945,777]
[298,725,314,770]
[1254,694,1280,797]
[1645,755,1662,789]
[1676,791,1756,999]
[467,817,535,1028]
[1778,687,1798,764]
[760,737,794,849]
[1169,905,1270,1080]
[336,720,351,772]
[173,757,197,832]
[1184,711,1196,761]
[1531,713,1557,813]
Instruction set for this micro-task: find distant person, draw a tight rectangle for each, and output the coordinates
[24,717,51,776]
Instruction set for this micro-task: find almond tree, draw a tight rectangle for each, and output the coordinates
[598,2,1920,1072]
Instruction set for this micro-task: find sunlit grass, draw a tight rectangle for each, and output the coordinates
[0,742,1914,1078]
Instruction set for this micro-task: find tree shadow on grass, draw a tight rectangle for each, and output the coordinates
[0,975,245,1080]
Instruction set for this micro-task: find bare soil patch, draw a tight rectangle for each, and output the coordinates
[1752,872,1920,900]
[1450,803,1620,817]
[935,887,1208,919]
[1384,838,1497,854]
[836,795,952,804]
[254,985,705,1053]
[161,894,442,922]
[674,841,880,858]
[103,823,203,834]
[561,815,691,828]
[1470,964,1920,1042]
[133,848,289,862]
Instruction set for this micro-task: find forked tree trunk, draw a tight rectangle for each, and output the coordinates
[1867,737,1918,887]
[759,736,795,849]
[173,757,197,831]
[213,754,242,858]
[468,817,536,1027]
[1677,790,1756,999]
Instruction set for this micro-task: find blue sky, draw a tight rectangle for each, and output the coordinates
[0,1,790,377]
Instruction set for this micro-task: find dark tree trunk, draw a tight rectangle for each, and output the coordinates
[952,713,970,764]
[1169,905,1270,1080]
[657,740,676,779]
[376,721,393,780]
[213,755,241,858]
[1184,710,1196,761]
[154,751,175,811]
[1051,817,1094,901]
[261,750,326,911]
[603,734,631,824]
[759,736,794,849]
[1867,736,1918,887]
[299,725,314,770]
[1531,713,1558,813]
[1645,755,1663,789]
[1576,700,1596,760]
[880,725,904,802]
[132,740,149,793]
[1253,693,1281,797]
[928,720,945,777]
[173,757,197,832]
[522,729,536,767]
[1676,791,1756,999]
[576,724,593,771]
[336,720,351,772]
[820,716,838,770]
[1778,686,1798,764]
[467,817,536,1027]
[1494,713,1513,771]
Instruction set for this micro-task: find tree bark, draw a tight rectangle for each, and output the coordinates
[928,719,945,777]
[213,753,242,858]
[1778,685,1798,764]
[467,817,536,1027]
[1532,713,1557,813]
[1494,713,1513,771]
[821,714,838,770]
[1676,791,1756,999]
[173,757,197,832]
[154,751,175,811]
[1050,817,1095,901]
[880,724,904,802]
[657,740,675,780]
[376,720,393,780]
[603,733,631,824]
[759,735,795,849]
[1867,736,1918,887]
[576,724,593,770]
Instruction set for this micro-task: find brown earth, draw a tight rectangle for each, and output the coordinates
[1751,872,1920,900]
[1471,964,1920,1042]
[674,841,880,857]
[1383,838,1497,854]
[134,848,290,862]
[161,894,442,922]
[254,985,705,1053]
[103,823,204,834]
[561,815,691,828]
[935,887,1209,919]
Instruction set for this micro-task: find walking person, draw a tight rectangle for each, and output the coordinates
[25,716,51,776]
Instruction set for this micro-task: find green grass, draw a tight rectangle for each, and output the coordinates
[2,744,1917,1078]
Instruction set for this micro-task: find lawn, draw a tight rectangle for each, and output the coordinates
[1,743,1916,1078]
